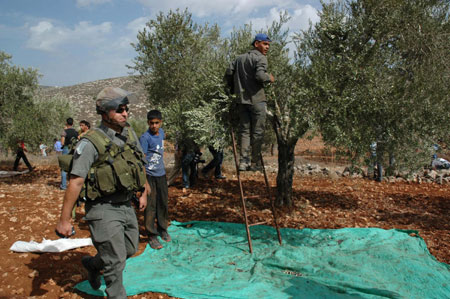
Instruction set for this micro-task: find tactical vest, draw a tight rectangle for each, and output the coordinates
[58,128,147,201]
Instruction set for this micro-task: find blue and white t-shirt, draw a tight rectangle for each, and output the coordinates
[139,128,166,176]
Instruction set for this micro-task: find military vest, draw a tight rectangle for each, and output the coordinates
[58,128,147,201]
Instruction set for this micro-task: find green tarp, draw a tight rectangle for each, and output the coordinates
[76,221,450,298]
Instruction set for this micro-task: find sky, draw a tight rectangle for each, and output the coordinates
[0,0,322,87]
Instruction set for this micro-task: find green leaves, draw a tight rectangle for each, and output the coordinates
[131,9,228,147]
[0,51,78,151]
[300,0,450,171]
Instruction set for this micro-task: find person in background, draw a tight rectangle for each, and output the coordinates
[53,138,63,154]
[140,109,171,250]
[39,143,48,157]
[180,139,202,191]
[79,120,91,139]
[60,118,78,190]
[201,146,226,179]
[13,139,33,172]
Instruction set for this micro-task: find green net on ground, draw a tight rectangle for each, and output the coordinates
[76,221,450,298]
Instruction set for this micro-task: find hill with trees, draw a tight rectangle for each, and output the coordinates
[36,75,150,126]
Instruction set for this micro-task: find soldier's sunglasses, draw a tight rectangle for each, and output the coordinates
[116,106,129,113]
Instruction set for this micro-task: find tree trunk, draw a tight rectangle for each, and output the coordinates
[275,138,297,207]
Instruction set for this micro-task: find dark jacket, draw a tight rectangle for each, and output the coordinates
[225,49,272,105]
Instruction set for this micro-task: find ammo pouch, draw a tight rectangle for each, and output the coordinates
[63,128,146,201]
[57,137,80,172]
[82,129,146,201]
[58,154,73,173]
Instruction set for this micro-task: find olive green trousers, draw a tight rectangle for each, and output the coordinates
[85,201,139,299]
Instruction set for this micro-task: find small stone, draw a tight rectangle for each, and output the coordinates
[14,288,24,294]
[427,170,438,180]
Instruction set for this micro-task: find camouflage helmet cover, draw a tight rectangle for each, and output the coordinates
[95,87,134,114]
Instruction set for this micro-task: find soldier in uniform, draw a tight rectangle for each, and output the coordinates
[56,87,148,298]
[225,33,275,171]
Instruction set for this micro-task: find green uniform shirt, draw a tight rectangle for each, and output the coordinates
[71,122,143,202]
[226,49,272,105]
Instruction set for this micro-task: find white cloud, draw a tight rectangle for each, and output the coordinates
[288,5,320,31]
[247,5,319,32]
[137,0,297,18]
[111,17,148,51]
[76,0,112,8]
[244,5,319,57]
[26,20,112,52]
[126,17,148,35]
[27,21,64,51]
[135,1,319,39]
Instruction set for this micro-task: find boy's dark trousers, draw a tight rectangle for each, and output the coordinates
[144,175,169,236]
[13,149,33,171]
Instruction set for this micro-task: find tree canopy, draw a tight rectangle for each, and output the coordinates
[0,51,76,152]
[130,9,226,148]
[299,0,450,172]
[131,1,449,205]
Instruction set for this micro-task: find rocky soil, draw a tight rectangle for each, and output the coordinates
[0,141,449,298]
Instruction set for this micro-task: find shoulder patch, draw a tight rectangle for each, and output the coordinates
[76,140,88,155]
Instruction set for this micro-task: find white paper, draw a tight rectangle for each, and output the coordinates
[10,238,93,253]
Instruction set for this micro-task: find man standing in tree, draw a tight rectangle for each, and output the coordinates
[56,87,148,298]
[225,33,275,171]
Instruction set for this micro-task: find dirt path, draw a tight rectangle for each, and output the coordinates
[0,154,448,298]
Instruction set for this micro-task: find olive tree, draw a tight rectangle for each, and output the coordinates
[130,9,223,145]
[264,14,312,206]
[299,0,450,173]
[0,52,75,152]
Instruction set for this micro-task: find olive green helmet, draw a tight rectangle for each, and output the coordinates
[95,87,134,114]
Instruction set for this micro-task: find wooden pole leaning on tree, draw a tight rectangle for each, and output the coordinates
[260,153,282,245]
[230,128,253,253]
[230,128,283,253]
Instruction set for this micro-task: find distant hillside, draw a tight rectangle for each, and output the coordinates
[37,76,151,125]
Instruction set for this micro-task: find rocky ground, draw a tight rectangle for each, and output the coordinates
[0,140,449,298]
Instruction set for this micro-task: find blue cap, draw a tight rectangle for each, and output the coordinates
[252,33,271,45]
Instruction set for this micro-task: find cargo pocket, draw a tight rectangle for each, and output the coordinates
[58,154,73,172]
[96,164,116,195]
[84,205,104,221]
[84,205,109,243]
[134,162,146,190]
[112,157,134,190]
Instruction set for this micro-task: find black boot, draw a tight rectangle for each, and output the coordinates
[81,256,101,290]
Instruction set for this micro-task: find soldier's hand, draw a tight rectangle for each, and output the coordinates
[269,73,275,83]
[138,194,147,211]
[55,220,74,238]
